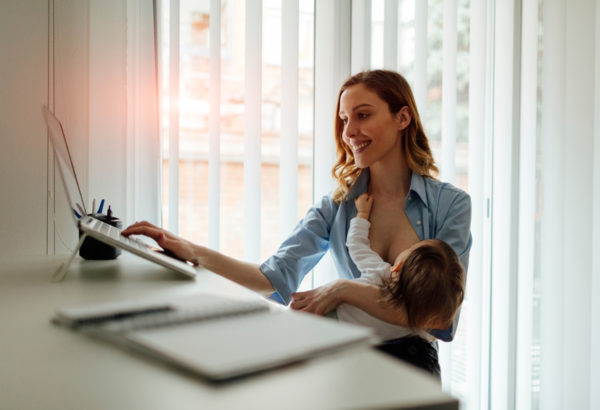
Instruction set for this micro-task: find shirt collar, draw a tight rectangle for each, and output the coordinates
[347,169,429,207]
[346,169,370,201]
[409,172,429,207]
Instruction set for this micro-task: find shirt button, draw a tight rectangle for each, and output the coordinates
[417,220,422,225]
[408,196,412,200]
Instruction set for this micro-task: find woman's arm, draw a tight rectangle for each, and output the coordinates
[291,279,449,330]
[123,192,339,301]
[290,280,409,324]
[193,246,275,296]
[338,280,410,326]
[122,221,275,296]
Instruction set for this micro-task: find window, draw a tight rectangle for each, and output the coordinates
[158,0,482,405]
[158,0,314,265]
[150,1,600,409]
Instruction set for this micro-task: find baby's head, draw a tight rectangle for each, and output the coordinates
[382,239,465,330]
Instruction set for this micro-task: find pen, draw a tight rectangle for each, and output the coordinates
[76,203,86,218]
[92,199,96,216]
[69,306,173,328]
[98,199,105,214]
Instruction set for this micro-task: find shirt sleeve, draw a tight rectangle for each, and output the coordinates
[346,218,390,283]
[429,188,473,342]
[259,195,337,304]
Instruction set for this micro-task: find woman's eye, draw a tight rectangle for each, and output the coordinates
[358,113,369,119]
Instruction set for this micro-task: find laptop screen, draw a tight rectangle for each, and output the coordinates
[42,106,87,223]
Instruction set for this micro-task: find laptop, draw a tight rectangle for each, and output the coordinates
[42,106,198,279]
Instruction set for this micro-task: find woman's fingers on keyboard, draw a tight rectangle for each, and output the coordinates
[127,220,156,229]
[121,225,162,240]
[123,221,180,241]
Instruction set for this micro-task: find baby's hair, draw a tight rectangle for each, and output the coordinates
[380,239,465,330]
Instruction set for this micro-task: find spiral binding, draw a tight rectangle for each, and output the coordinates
[101,300,270,332]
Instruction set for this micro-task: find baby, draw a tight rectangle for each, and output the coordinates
[335,193,465,340]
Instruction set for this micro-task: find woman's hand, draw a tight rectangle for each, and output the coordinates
[122,222,276,295]
[290,280,350,316]
[121,221,199,265]
[294,279,414,327]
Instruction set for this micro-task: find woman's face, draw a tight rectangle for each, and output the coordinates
[338,83,410,169]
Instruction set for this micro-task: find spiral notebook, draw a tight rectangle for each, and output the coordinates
[53,292,377,381]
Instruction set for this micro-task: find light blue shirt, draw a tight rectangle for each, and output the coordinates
[260,170,472,341]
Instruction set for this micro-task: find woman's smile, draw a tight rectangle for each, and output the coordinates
[350,140,372,153]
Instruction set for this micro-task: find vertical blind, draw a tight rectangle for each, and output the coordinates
[383,0,398,69]
[208,0,221,250]
[168,0,180,234]
[516,0,539,408]
[244,0,262,262]
[441,0,457,183]
[311,0,350,287]
[413,0,428,119]
[539,0,565,407]
[467,0,488,408]
[280,0,300,242]
[351,0,371,73]
[489,0,520,408]
[438,0,459,385]
[539,1,598,408]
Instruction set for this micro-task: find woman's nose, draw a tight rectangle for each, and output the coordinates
[345,120,358,138]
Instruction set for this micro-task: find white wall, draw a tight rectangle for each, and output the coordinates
[0,0,99,259]
[0,0,155,260]
[88,0,128,231]
[52,0,91,254]
[0,0,49,259]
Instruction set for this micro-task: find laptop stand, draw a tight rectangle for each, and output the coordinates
[52,233,88,282]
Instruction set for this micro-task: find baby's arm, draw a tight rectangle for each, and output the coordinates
[347,219,386,273]
[347,194,389,282]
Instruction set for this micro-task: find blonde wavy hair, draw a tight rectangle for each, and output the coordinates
[331,70,438,203]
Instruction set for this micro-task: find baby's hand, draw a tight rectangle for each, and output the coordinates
[354,193,373,219]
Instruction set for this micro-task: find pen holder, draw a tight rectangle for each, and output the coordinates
[79,214,122,260]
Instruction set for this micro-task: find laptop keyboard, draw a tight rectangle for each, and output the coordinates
[81,216,197,276]
[90,219,150,251]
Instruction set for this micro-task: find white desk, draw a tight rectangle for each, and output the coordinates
[0,255,458,409]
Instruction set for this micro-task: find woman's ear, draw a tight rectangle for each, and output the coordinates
[396,106,411,131]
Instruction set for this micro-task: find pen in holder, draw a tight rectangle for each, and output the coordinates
[79,207,122,260]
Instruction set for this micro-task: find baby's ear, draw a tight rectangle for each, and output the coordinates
[391,261,403,273]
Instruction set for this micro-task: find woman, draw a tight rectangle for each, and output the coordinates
[122,70,472,377]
